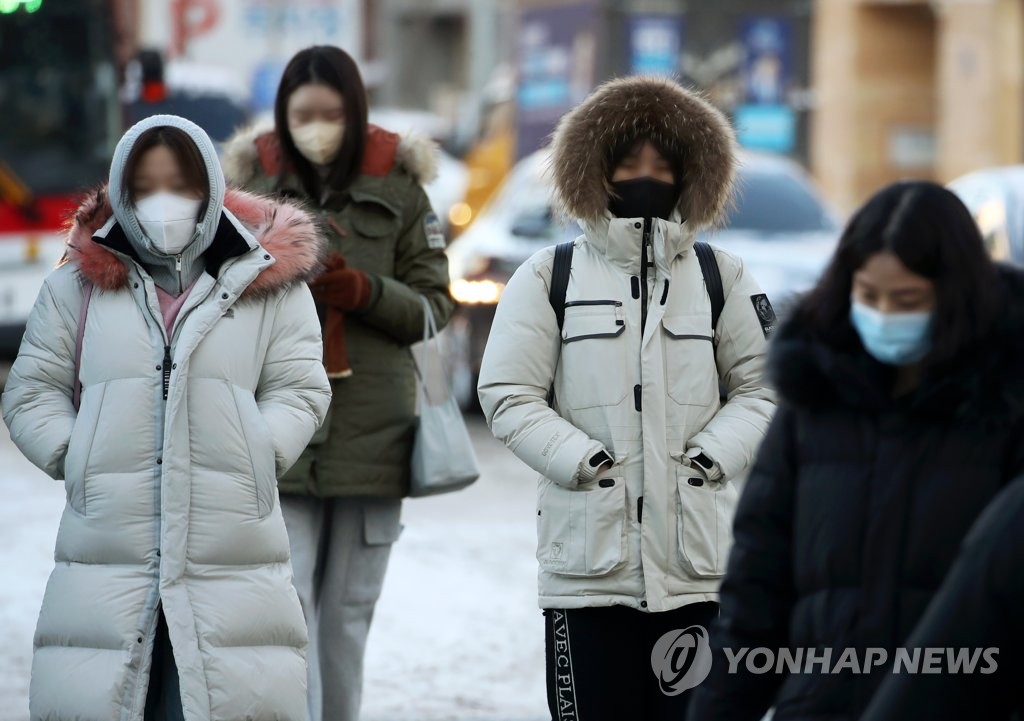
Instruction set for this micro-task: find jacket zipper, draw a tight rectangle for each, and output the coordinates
[640,218,652,333]
[162,345,172,400]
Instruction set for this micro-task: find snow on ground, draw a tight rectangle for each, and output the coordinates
[0,412,548,721]
[0,407,65,718]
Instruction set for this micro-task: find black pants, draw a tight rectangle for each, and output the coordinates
[544,602,719,721]
[143,607,185,721]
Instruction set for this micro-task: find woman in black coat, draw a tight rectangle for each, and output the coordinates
[860,477,1024,721]
[688,181,1024,721]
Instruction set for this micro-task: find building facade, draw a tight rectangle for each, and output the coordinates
[812,0,1024,213]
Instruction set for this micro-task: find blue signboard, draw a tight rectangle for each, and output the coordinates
[515,2,598,159]
[737,16,795,152]
[740,16,792,105]
[735,104,796,153]
[628,15,682,77]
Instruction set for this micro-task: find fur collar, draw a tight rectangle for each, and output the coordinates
[771,264,1024,425]
[65,186,326,298]
[221,119,438,189]
[549,76,737,228]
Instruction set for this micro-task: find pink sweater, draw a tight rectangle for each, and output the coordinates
[155,279,199,336]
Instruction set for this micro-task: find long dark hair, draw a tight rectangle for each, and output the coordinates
[273,45,368,199]
[120,126,210,217]
[796,180,1002,369]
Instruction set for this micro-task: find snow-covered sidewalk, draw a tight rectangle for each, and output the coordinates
[0,415,548,721]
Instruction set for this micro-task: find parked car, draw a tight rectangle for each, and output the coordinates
[948,166,1024,263]
[444,149,840,409]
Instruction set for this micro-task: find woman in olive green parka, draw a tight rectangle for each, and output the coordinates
[222,46,454,721]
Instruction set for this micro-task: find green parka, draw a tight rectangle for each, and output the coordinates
[223,122,455,498]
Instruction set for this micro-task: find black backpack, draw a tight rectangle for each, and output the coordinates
[548,240,725,335]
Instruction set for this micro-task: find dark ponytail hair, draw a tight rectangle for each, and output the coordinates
[274,45,368,198]
[796,180,1003,370]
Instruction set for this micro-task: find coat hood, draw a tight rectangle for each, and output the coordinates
[107,115,226,267]
[221,119,439,189]
[549,76,737,228]
[65,185,326,298]
[771,264,1024,425]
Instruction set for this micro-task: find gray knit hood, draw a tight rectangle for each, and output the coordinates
[107,114,226,293]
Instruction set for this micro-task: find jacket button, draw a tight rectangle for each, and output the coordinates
[172,364,177,370]
[634,222,642,229]
[157,458,162,465]
[221,293,229,300]
[156,365,161,371]
[641,601,648,608]
[156,549,161,557]
[137,636,143,643]
[133,283,139,289]
[263,254,271,260]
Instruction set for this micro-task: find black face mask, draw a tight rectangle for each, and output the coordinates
[608,177,679,221]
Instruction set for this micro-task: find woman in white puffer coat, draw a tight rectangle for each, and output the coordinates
[1,114,331,721]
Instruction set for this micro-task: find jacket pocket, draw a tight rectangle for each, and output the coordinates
[230,383,277,519]
[348,198,399,239]
[675,466,738,578]
[63,381,108,515]
[662,314,718,407]
[536,475,627,577]
[558,301,628,410]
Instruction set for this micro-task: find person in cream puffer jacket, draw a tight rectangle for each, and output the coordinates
[478,77,776,720]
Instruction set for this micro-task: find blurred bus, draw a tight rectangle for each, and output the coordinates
[0,0,123,359]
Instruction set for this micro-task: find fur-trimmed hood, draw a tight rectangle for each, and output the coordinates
[221,119,438,189]
[771,264,1024,426]
[66,186,327,298]
[549,76,737,227]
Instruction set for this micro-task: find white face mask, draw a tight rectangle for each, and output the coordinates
[291,120,345,165]
[134,191,202,256]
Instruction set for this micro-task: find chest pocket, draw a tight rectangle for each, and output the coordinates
[662,313,718,407]
[348,199,399,239]
[558,301,629,410]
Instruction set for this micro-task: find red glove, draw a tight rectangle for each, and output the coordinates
[310,253,373,312]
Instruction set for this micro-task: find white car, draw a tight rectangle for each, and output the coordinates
[948,166,1024,263]
[444,148,841,408]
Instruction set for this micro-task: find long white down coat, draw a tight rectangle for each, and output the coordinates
[2,179,331,719]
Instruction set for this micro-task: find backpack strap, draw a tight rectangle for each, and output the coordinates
[694,241,725,335]
[548,241,574,333]
[73,281,94,413]
[546,241,574,407]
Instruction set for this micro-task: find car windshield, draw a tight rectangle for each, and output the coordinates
[726,169,838,233]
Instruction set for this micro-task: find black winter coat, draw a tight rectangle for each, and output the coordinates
[689,265,1024,721]
[860,477,1024,721]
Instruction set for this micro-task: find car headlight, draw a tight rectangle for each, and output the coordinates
[448,202,473,228]
[451,278,505,305]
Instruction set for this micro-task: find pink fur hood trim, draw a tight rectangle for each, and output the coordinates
[66,186,327,297]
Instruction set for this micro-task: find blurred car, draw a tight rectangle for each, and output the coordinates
[444,149,840,409]
[948,166,1024,263]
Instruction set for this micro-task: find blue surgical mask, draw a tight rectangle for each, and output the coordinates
[850,301,933,366]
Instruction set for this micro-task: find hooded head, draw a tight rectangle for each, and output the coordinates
[107,114,226,292]
[550,76,737,228]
